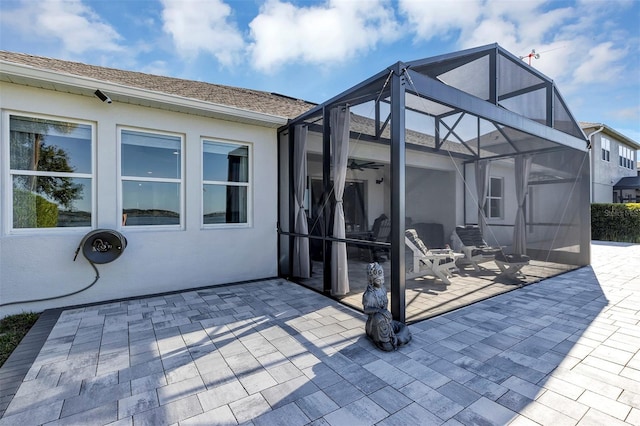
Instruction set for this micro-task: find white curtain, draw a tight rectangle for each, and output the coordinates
[331,106,350,295]
[476,159,491,235]
[293,125,310,278]
[513,155,533,255]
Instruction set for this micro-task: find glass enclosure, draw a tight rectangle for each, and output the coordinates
[278,44,590,323]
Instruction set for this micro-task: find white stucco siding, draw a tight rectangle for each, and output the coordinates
[0,82,278,316]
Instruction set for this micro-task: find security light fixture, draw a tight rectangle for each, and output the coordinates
[94,89,112,103]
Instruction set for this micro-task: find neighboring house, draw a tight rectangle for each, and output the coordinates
[0,51,314,316]
[581,122,640,203]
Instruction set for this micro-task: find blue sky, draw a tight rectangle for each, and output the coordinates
[1,0,639,142]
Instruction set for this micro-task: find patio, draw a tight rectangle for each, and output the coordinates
[298,256,578,323]
[0,241,639,425]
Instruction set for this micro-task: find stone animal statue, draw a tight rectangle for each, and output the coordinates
[362,262,411,351]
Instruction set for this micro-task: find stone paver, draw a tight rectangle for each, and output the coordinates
[1,241,639,425]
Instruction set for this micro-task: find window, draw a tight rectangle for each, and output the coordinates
[202,140,250,226]
[619,145,634,169]
[601,137,610,162]
[120,129,182,227]
[484,177,503,219]
[8,114,93,229]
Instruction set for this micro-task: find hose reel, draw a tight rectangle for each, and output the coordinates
[75,229,127,264]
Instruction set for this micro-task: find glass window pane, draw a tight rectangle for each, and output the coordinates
[122,180,180,225]
[13,175,91,228]
[10,116,92,173]
[203,141,248,182]
[122,130,181,178]
[490,178,502,197]
[490,199,501,218]
[203,184,247,224]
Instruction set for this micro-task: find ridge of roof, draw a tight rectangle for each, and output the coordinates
[0,51,316,119]
[579,121,640,148]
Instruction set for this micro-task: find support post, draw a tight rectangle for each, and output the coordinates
[322,106,332,293]
[390,63,406,323]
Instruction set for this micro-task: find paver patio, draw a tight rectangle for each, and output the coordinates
[0,241,639,425]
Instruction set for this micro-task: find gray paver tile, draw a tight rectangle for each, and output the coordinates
[416,389,464,421]
[0,400,63,426]
[47,402,118,426]
[537,389,589,420]
[377,402,441,426]
[368,386,411,414]
[260,375,319,409]
[294,390,340,420]
[117,390,159,419]
[180,404,238,425]
[157,375,206,405]
[323,396,388,426]
[132,394,203,426]
[229,393,271,423]
[577,390,631,420]
[197,379,248,411]
[253,402,309,426]
[323,379,365,407]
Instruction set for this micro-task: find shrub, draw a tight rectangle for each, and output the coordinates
[591,203,640,243]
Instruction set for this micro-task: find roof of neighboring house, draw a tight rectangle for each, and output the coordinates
[0,51,316,123]
[580,122,640,149]
[614,176,640,190]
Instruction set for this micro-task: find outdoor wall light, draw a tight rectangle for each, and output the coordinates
[94,89,112,104]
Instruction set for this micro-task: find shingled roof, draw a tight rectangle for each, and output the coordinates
[0,51,315,120]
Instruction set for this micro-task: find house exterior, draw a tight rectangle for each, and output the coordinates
[581,122,640,203]
[1,45,592,323]
[0,51,314,316]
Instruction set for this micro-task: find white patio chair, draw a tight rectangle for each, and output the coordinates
[405,229,463,285]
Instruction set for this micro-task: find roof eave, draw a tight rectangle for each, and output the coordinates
[0,61,288,128]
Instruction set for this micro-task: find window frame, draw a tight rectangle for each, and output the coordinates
[4,111,95,233]
[484,176,504,220]
[601,137,610,162]
[118,126,184,230]
[201,138,252,229]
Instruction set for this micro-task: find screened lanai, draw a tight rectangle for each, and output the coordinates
[277,44,590,323]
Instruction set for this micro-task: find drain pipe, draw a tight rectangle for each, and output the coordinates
[585,124,605,202]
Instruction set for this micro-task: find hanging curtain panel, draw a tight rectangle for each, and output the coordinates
[293,125,310,278]
[330,106,350,296]
[476,159,491,235]
[513,155,533,254]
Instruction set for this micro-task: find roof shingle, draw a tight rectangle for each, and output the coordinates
[0,51,315,119]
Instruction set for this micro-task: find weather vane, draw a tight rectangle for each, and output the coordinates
[520,49,540,65]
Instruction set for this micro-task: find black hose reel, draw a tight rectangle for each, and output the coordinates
[74,229,127,264]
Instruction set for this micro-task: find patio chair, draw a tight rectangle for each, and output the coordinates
[450,225,502,272]
[405,229,463,284]
[368,214,391,262]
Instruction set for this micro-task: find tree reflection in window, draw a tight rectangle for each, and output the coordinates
[10,116,91,228]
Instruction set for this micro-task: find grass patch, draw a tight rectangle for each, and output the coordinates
[0,312,40,368]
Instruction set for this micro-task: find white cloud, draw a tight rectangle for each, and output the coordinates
[398,0,482,42]
[1,0,122,54]
[573,42,627,83]
[248,0,400,72]
[160,0,245,66]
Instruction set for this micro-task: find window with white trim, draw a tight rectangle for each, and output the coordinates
[8,114,93,229]
[601,137,610,162]
[619,145,634,169]
[202,140,250,226]
[120,129,183,227]
[484,177,503,219]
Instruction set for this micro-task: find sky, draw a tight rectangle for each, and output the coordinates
[1,0,639,143]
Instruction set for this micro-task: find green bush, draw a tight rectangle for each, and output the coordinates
[13,189,59,228]
[591,203,640,243]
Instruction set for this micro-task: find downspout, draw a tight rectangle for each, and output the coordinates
[585,125,604,202]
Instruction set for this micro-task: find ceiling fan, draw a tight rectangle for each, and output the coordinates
[347,159,385,171]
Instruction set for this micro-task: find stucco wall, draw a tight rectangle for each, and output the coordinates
[0,83,279,316]
[591,132,638,203]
